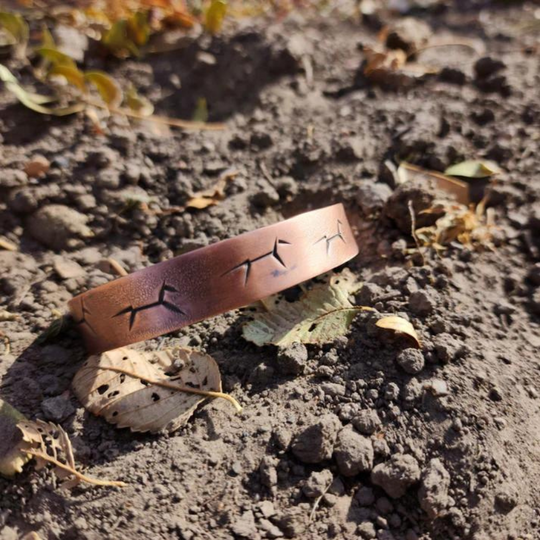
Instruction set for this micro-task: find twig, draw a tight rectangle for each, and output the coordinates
[107,258,129,277]
[309,477,333,522]
[94,366,243,413]
[23,450,126,487]
[408,200,426,266]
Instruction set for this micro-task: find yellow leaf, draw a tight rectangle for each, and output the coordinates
[49,64,86,92]
[37,47,77,69]
[85,70,123,108]
[0,11,28,51]
[445,160,501,178]
[376,316,421,348]
[126,11,149,46]
[205,0,227,35]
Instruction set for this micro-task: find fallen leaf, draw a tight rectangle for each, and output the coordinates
[205,0,228,35]
[125,83,153,116]
[185,169,238,210]
[24,155,50,178]
[0,64,85,116]
[416,202,495,249]
[445,160,501,179]
[72,347,242,433]
[0,236,17,251]
[49,64,86,92]
[397,162,470,205]
[375,315,421,348]
[362,45,436,87]
[0,11,28,58]
[0,310,18,321]
[35,312,69,345]
[18,419,125,488]
[192,97,208,123]
[0,399,29,477]
[37,47,78,69]
[85,71,123,108]
[243,269,371,346]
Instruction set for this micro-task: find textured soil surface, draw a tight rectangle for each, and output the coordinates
[1,2,540,540]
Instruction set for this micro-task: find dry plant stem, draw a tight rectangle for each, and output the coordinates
[310,306,373,325]
[408,42,478,61]
[309,479,333,522]
[87,98,225,131]
[408,200,426,265]
[107,257,128,277]
[23,449,126,487]
[95,366,243,412]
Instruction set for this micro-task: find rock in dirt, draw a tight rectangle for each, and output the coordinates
[356,181,393,217]
[396,348,425,374]
[291,414,341,463]
[409,288,438,316]
[371,454,421,498]
[41,396,75,423]
[352,409,382,435]
[334,427,374,476]
[303,469,333,498]
[418,458,451,518]
[356,486,375,506]
[0,169,27,188]
[433,333,465,363]
[53,256,85,280]
[385,17,432,54]
[27,205,92,251]
[277,343,308,375]
[384,181,438,234]
[231,511,257,538]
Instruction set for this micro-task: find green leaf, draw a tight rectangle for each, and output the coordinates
[37,47,77,69]
[242,269,369,346]
[0,398,29,477]
[40,24,56,49]
[192,97,208,122]
[205,0,227,35]
[85,71,123,108]
[126,11,150,47]
[0,63,85,116]
[445,160,501,178]
[35,315,69,345]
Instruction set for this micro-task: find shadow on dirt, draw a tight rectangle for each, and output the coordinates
[151,31,301,121]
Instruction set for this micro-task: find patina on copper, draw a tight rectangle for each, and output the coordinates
[69,203,359,353]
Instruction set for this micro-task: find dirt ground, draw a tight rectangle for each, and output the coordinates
[1,2,540,539]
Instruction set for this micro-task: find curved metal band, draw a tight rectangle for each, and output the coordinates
[69,203,359,353]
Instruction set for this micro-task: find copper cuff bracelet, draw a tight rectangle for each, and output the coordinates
[69,203,359,353]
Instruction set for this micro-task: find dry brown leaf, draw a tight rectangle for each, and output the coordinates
[186,169,238,210]
[18,419,125,488]
[24,155,50,178]
[73,347,241,433]
[362,46,437,87]
[376,316,421,348]
[416,202,495,249]
[397,162,470,205]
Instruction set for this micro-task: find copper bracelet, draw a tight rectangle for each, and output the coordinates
[69,203,359,353]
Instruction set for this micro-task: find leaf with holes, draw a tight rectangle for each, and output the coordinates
[242,269,371,346]
[17,419,125,488]
[72,347,242,433]
[0,399,29,477]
